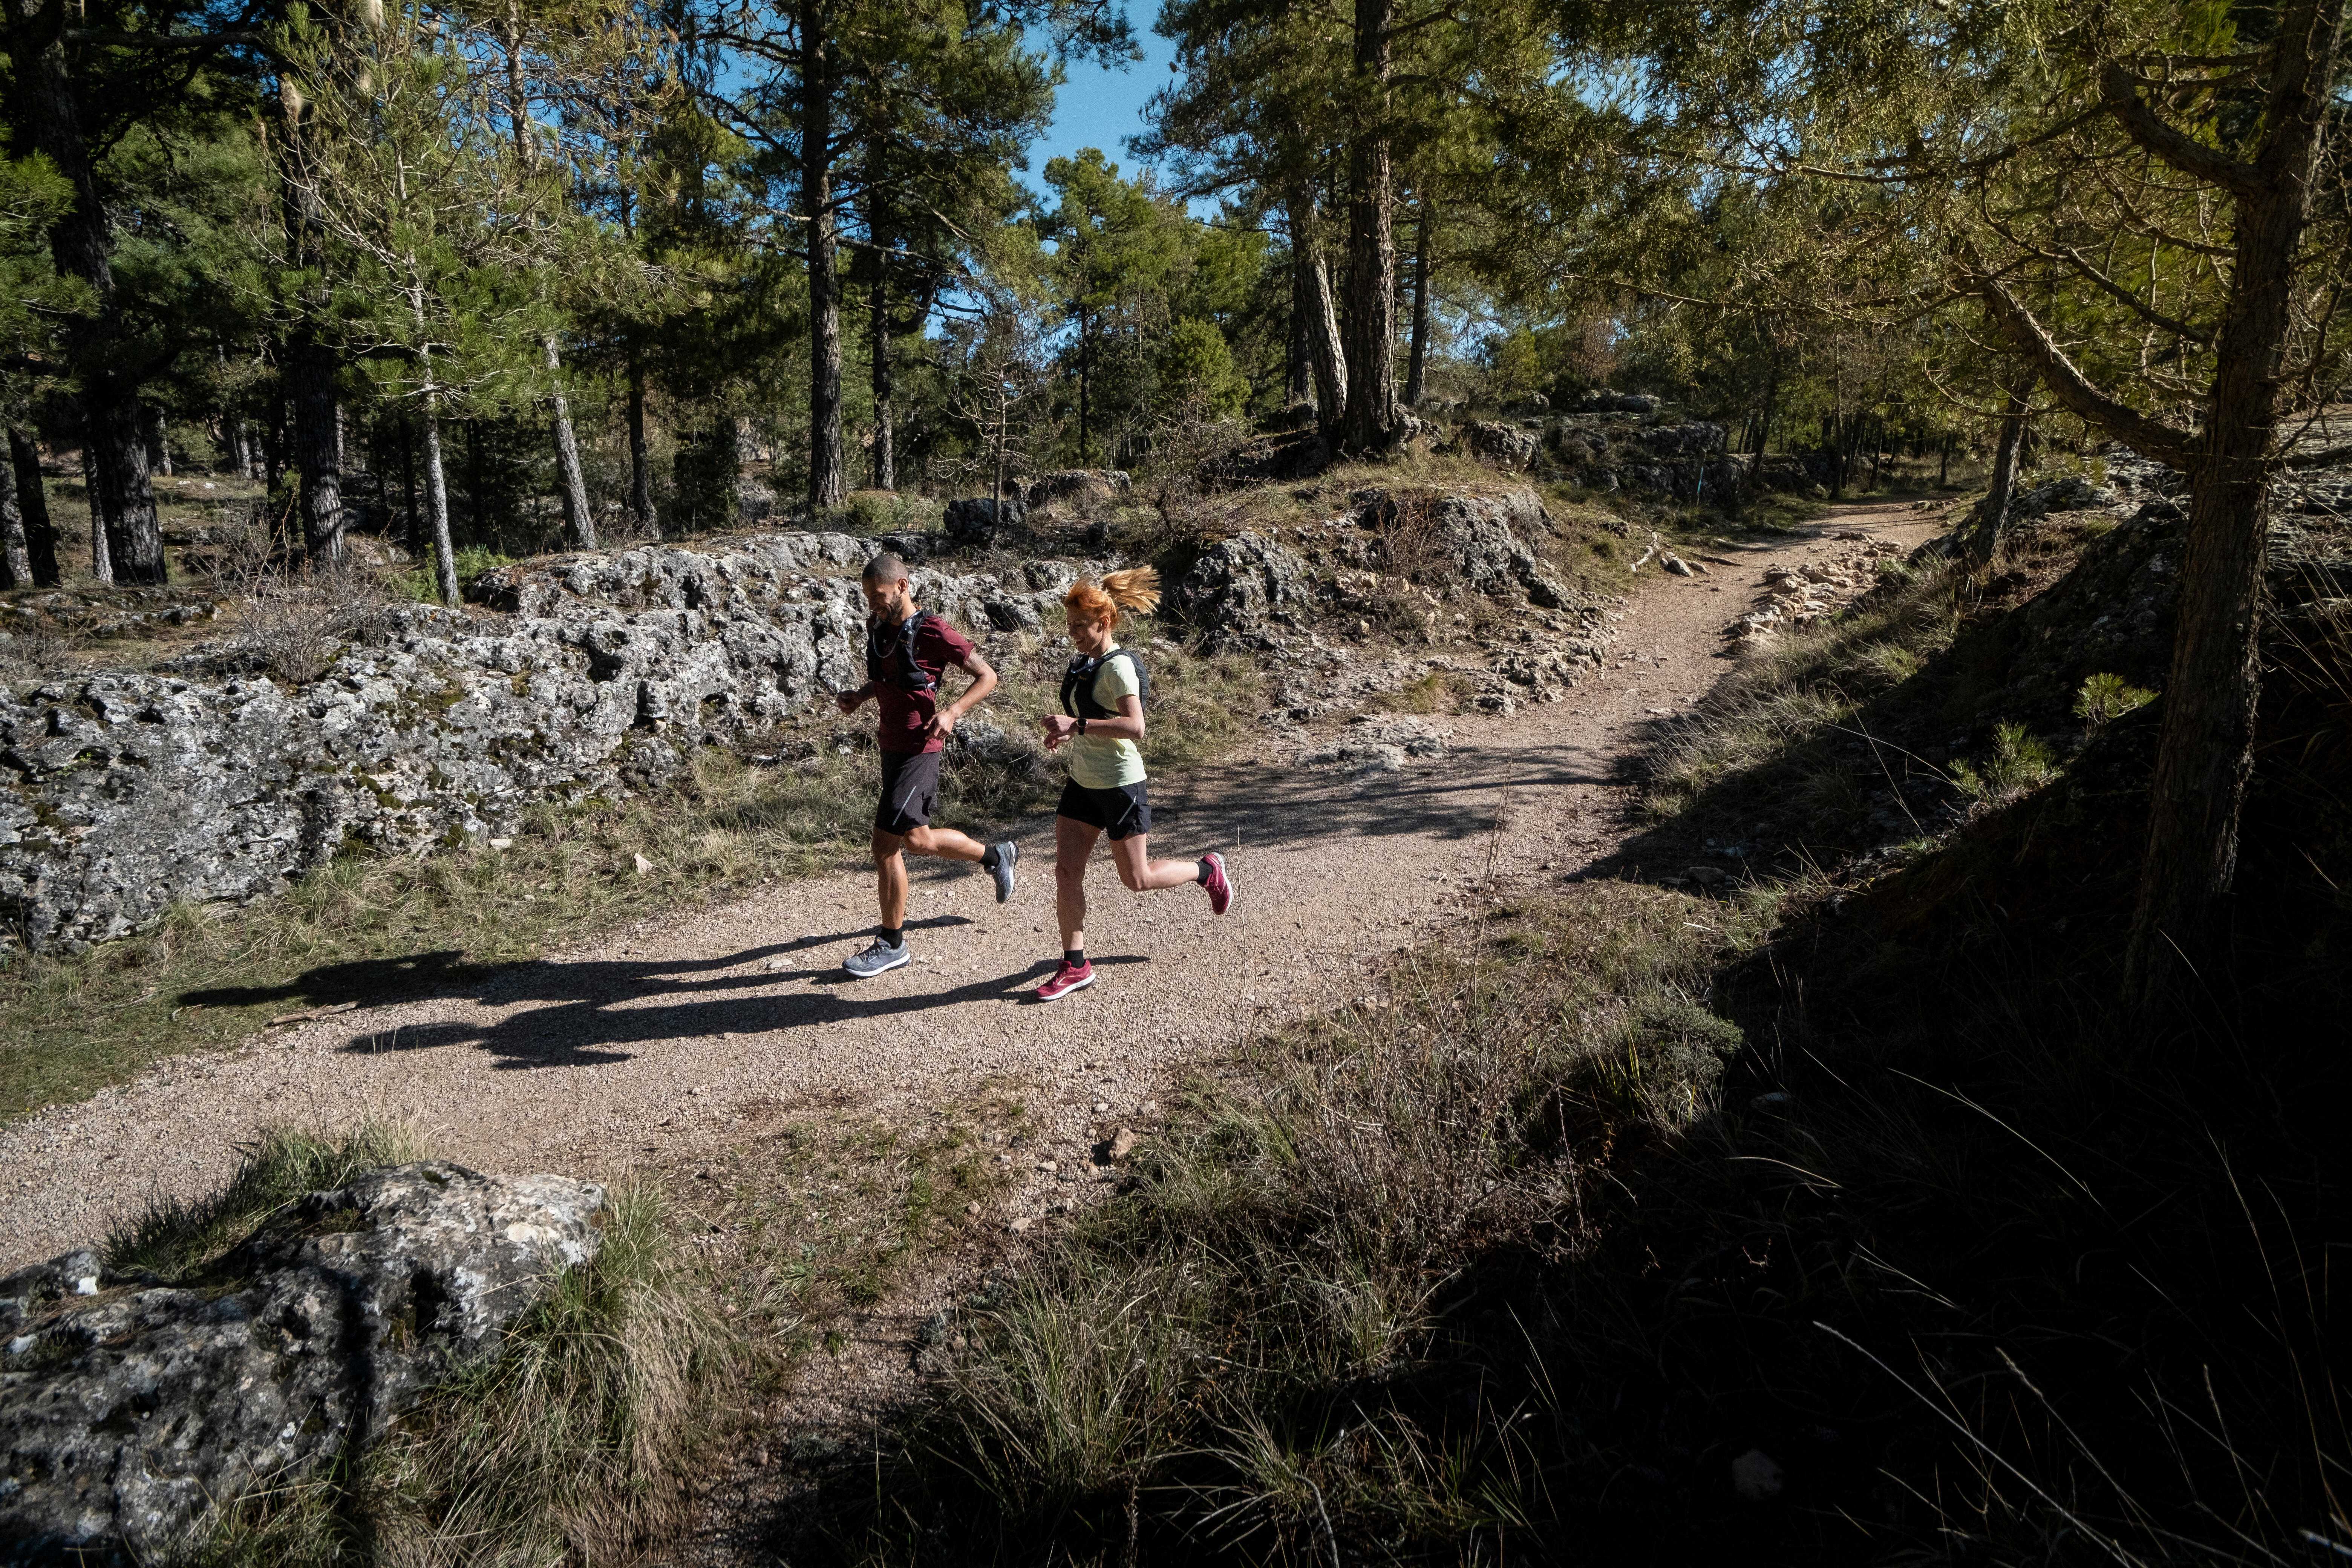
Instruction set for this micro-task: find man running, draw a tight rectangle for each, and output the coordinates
[1036,567,1233,1001]
[835,552,1018,977]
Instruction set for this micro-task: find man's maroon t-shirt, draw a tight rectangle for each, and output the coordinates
[875,616,977,755]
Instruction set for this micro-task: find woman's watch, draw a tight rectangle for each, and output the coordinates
[1076,717,1089,736]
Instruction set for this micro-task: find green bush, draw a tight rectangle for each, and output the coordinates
[2073,670,2157,726]
[1949,720,2058,802]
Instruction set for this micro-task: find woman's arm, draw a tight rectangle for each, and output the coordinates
[1044,693,1145,747]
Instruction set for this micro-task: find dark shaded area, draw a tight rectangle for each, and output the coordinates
[730,504,2349,1565]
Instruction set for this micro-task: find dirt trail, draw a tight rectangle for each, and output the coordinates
[0,502,1944,1269]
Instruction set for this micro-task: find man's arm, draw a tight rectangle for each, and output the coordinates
[926,651,998,738]
[835,680,877,715]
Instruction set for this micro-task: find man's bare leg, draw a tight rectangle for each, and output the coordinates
[873,825,989,931]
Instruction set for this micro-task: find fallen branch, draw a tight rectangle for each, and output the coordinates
[265,1001,361,1028]
[1629,531,1662,574]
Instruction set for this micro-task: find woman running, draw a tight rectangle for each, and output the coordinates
[1036,567,1233,1001]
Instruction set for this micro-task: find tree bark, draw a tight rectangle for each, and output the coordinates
[7,427,60,585]
[1404,197,1431,410]
[154,410,171,478]
[870,263,895,490]
[80,445,110,585]
[293,325,345,564]
[1286,238,1314,409]
[422,400,458,605]
[1968,380,2032,565]
[627,355,655,536]
[1288,191,1347,439]
[0,429,32,588]
[1341,0,1399,455]
[545,336,595,550]
[802,4,844,512]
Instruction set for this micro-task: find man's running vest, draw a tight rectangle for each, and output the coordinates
[866,611,946,695]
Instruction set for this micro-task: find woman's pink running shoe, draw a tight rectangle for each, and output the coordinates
[1038,957,1095,1001]
[1200,852,1234,916]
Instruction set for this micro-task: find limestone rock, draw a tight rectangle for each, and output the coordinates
[1462,421,1540,470]
[0,1162,603,1565]
[0,530,1068,956]
[942,497,1026,548]
[1024,470,1132,508]
[1168,532,1315,652]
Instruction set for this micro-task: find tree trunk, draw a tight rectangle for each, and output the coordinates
[1286,239,1314,409]
[2121,0,2343,1010]
[1341,0,1399,455]
[1288,192,1347,438]
[1404,197,1432,410]
[870,265,895,490]
[154,410,171,478]
[80,445,110,585]
[293,326,345,565]
[0,430,31,588]
[420,394,459,604]
[627,356,655,536]
[803,9,844,513]
[1968,376,2032,565]
[544,336,595,550]
[7,427,60,585]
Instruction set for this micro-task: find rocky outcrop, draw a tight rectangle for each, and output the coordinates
[1024,470,1132,508]
[942,497,1026,548]
[1353,485,1582,609]
[1462,421,1541,470]
[0,1162,603,1565]
[0,531,1098,954]
[1167,532,1317,652]
[1170,485,1611,684]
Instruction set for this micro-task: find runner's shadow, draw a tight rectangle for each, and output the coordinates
[333,932,1140,1069]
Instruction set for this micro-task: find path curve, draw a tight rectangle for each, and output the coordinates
[0,503,1942,1268]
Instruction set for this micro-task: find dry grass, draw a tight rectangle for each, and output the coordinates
[840,884,1760,1563]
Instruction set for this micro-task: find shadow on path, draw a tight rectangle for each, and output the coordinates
[328,914,1149,1070]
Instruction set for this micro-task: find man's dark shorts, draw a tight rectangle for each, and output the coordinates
[876,749,943,836]
[1057,778,1151,842]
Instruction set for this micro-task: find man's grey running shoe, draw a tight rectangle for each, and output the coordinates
[987,842,1018,904]
[843,936,910,978]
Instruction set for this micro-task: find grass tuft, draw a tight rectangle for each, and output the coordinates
[107,1121,432,1281]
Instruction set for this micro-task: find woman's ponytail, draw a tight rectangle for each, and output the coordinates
[1065,565,1162,625]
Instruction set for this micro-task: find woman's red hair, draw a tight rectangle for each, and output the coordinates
[1065,566,1161,627]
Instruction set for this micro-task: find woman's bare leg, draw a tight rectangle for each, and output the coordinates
[1109,834,1204,893]
[1054,815,1102,952]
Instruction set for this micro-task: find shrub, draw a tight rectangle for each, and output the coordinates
[1950,720,2058,802]
[2073,670,2157,726]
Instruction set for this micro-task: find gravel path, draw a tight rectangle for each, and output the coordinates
[0,504,1940,1269]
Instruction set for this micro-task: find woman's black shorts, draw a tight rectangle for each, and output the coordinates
[1057,778,1150,841]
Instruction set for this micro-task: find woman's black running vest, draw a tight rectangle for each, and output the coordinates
[1061,648,1150,718]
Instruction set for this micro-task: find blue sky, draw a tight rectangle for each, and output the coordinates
[1022,24,1187,199]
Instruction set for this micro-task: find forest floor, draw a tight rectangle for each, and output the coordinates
[0,498,1939,1267]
